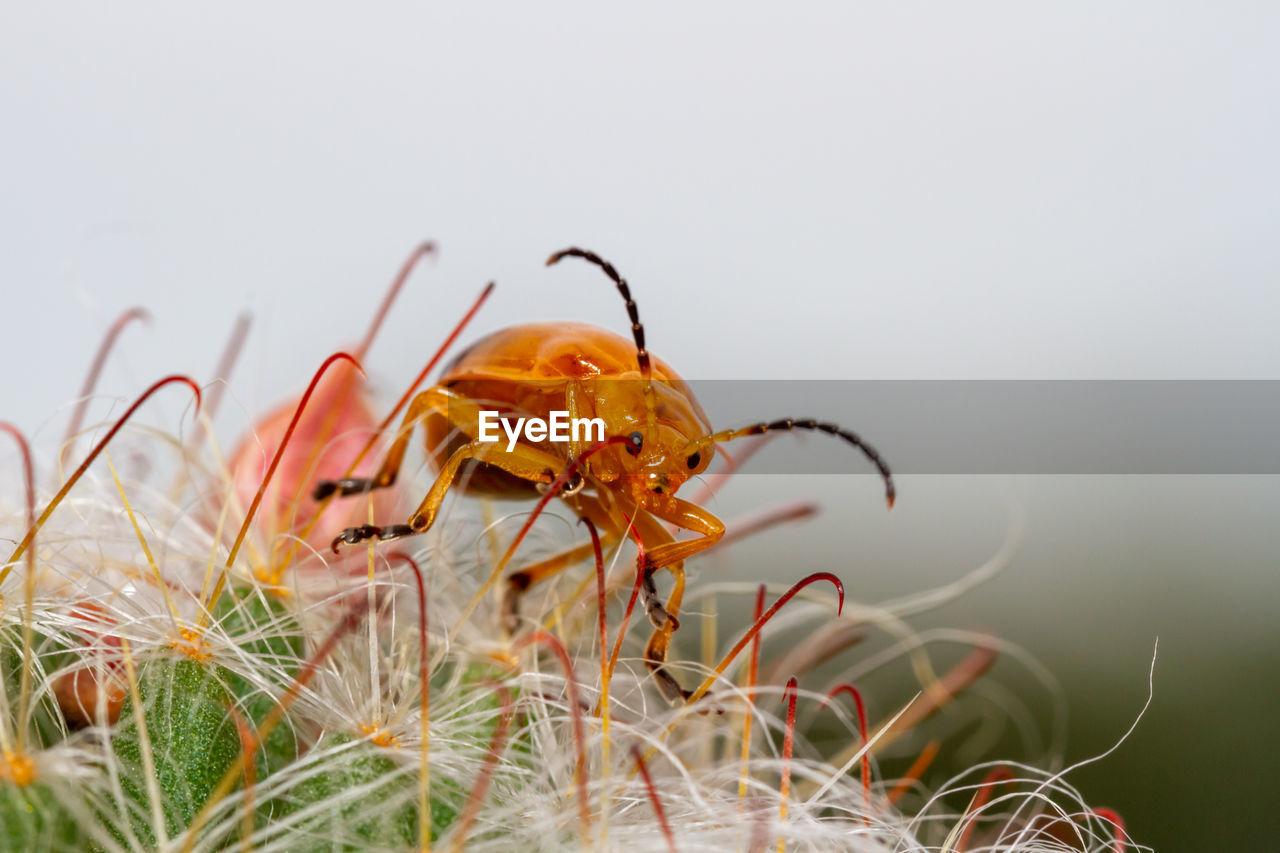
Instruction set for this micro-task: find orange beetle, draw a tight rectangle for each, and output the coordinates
[313,247,894,700]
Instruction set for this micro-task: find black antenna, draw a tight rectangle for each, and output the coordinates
[691,418,895,507]
[547,247,658,440]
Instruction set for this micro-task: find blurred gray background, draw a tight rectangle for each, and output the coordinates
[3,4,1277,848]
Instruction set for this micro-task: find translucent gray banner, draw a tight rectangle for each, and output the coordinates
[443,380,1280,474]
[686,380,1280,474]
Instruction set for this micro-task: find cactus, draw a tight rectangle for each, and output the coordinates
[0,255,1142,852]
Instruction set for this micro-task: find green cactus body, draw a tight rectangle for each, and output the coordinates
[2,624,74,748]
[0,781,84,853]
[107,656,241,848]
[214,588,305,778]
[2,629,26,731]
[269,732,460,851]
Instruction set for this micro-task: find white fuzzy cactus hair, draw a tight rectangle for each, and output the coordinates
[0,244,1148,853]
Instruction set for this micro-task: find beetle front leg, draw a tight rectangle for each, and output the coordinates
[329,439,566,551]
[312,385,468,500]
[616,508,688,701]
[632,499,726,702]
[640,497,726,574]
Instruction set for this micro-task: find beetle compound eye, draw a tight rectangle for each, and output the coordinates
[626,431,644,456]
[686,451,701,470]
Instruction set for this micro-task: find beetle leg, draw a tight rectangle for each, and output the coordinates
[638,497,726,572]
[330,439,567,551]
[626,499,727,702]
[611,508,692,702]
[312,385,472,499]
[331,523,417,547]
[501,492,620,633]
[585,492,684,631]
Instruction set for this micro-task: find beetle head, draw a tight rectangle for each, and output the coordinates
[609,421,715,513]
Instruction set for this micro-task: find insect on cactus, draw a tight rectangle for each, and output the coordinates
[0,242,1148,852]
